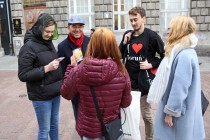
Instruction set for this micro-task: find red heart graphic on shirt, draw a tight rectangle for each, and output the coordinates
[132,43,143,53]
[150,68,158,75]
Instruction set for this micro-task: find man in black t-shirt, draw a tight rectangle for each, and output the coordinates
[119,7,165,140]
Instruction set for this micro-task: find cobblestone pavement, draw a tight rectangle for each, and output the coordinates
[0,56,209,140]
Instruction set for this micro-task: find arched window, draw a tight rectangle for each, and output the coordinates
[69,0,95,32]
[113,0,141,31]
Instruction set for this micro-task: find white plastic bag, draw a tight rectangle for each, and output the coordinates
[121,91,141,140]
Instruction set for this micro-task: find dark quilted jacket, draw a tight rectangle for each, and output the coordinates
[18,13,63,100]
[61,58,132,138]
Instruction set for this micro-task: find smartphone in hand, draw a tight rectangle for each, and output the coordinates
[57,57,65,62]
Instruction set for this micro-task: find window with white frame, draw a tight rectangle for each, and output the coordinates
[113,0,141,31]
[159,0,189,33]
[69,0,95,32]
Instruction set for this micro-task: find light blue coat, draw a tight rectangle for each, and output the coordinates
[154,49,205,140]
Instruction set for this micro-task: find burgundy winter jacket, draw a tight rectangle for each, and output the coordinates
[61,58,132,138]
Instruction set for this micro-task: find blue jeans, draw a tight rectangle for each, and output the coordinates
[32,96,60,140]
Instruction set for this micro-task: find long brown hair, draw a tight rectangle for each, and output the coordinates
[85,27,126,74]
[165,16,197,56]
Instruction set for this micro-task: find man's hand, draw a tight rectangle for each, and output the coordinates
[123,32,132,45]
[139,59,152,70]
[70,55,77,66]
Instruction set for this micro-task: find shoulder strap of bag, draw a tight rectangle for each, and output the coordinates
[122,44,128,64]
[89,86,107,135]
[122,31,135,64]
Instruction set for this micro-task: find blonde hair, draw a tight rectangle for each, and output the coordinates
[85,27,126,73]
[165,16,197,56]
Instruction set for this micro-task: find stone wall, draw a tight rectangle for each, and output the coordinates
[9,0,69,54]
[141,0,160,32]
[10,0,69,36]
[94,0,113,30]
[191,0,210,56]
[10,0,24,55]
[191,0,210,31]
[10,0,24,36]
[46,0,69,35]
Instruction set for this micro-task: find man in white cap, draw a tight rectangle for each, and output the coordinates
[57,16,90,122]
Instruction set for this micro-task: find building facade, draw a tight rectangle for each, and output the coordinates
[0,0,210,56]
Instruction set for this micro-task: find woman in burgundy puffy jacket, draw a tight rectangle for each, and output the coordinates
[61,27,132,140]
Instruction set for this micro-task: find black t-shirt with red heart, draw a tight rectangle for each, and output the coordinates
[120,28,165,94]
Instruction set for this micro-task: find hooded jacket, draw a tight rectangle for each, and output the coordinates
[61,58,132,138]
[18,13,63,101]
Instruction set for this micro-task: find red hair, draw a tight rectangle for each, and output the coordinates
[85,27,126,73]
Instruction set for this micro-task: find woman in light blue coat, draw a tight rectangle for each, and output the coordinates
[152,16,205,140]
